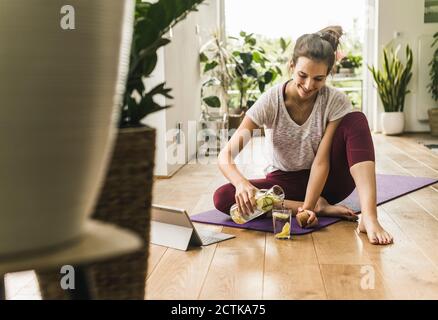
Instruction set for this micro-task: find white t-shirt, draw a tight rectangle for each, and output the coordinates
[245,81,352,174]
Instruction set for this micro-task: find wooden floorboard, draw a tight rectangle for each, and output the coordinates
[198,228,266,300]
[147,245,167,278]
[359,207,438,299]
[389,138,438,171]
[382,195,438,268]
[320,264,389,299]
[263,234,327,300]
[145,244,218,300]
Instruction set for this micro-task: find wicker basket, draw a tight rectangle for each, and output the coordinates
[36,126,156,299]
[429,108,438,136]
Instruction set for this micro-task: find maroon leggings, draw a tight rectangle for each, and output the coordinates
[213,112,375,214]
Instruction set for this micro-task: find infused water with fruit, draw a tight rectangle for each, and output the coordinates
[272,209,292,239]
[230,185,285,224]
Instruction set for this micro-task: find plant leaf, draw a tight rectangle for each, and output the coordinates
[264,71,273,84]
[280,38,287,52]
[253,51,263,64]
[258,81,265,93]
[203,96,221,108]
[240,52,253,67]
[246,68,258,78]
[199,52,208,63]
[204,61,218,72]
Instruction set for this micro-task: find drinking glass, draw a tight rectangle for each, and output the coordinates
[272,208,292,239]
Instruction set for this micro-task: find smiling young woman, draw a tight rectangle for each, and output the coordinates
[214,26,393,245]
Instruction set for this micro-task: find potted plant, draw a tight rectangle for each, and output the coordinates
[369,44,413,135]
[428,32,438,136]
[199,31,234,117]
[226,32,285,129]
[36,0,205,300]
[337,53,362,75]
[229,31,281,112]
[200,31,287,130]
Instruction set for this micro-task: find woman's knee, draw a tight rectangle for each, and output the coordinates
[339,111,370,131]
[213,184,235,214]
[335,112,373,144]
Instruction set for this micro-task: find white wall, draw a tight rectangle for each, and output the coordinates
[364,0,378,132]
[369,0,438,132]
[143,0,221,176]
[143,48,167,175]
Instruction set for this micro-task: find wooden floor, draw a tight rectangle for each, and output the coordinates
[5,133,438,299]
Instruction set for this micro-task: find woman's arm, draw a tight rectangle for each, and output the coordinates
[218,116,260,215]
[302,118,343,213]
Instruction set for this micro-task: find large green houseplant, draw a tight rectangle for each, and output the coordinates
[200,31,288,129]
[427,32,438,136]
[229,31,282,112]
[121,0,205,125]
[199,31,234,116]
[368,44,413,135]
[37,0,205,300]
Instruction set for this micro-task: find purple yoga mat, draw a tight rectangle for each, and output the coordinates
[190,174,437,235]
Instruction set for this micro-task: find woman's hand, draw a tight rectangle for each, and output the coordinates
[297,207,319,228]
[235,180,258,216]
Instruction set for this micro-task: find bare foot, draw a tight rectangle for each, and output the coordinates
[357,216,393,245]
[315,197,359,221]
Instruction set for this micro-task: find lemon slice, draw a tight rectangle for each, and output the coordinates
[271,195,283,205]
[272,212,289,220]
[233,216,246,224]
[230,207,247,224]
[256,196,274,212]
[231,213,246,224]
[275,222,290,238]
